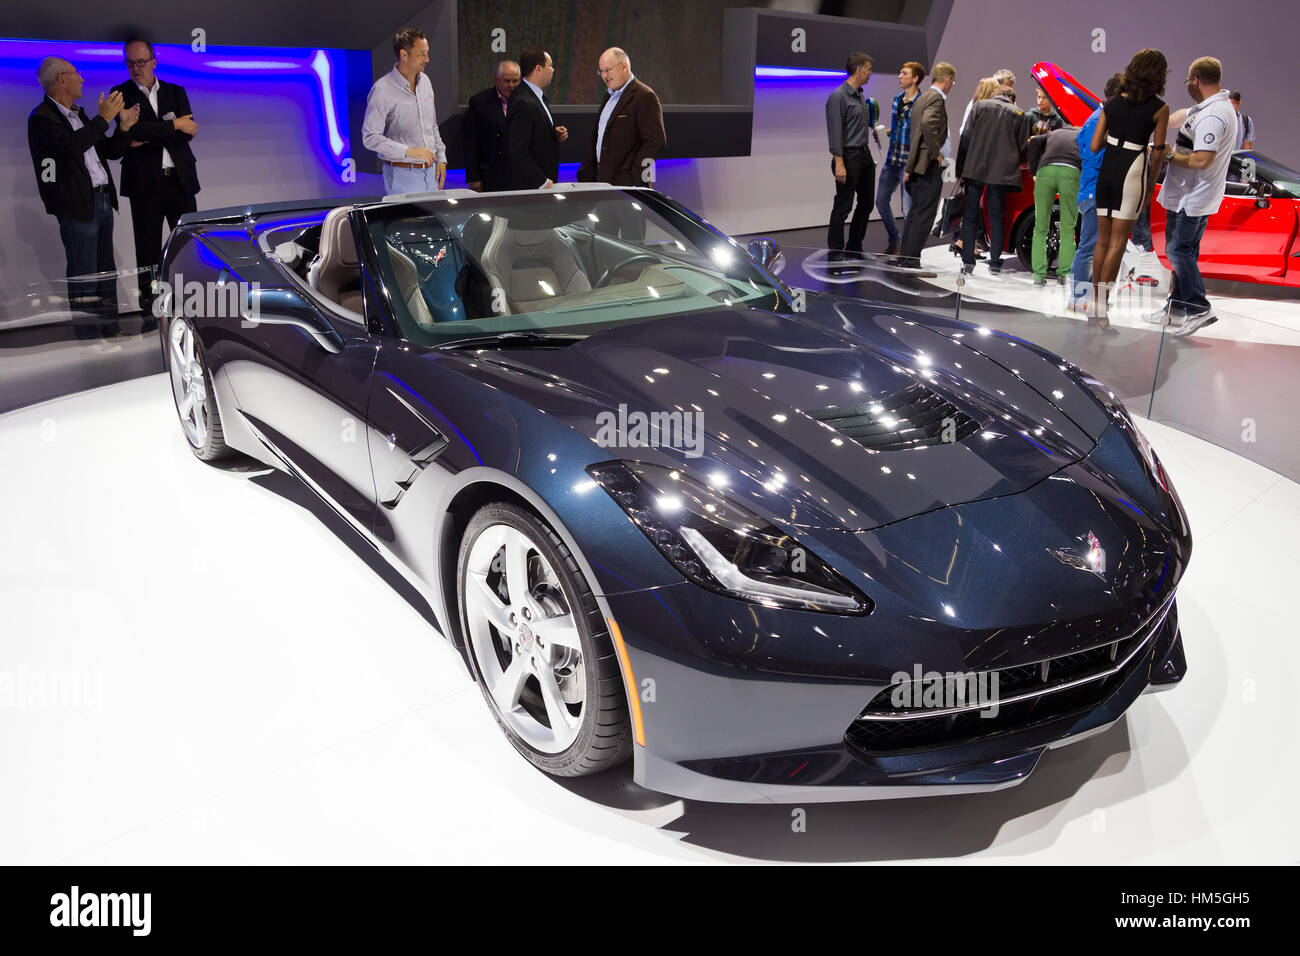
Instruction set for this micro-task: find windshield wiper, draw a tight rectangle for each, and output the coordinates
[435,330,588,351]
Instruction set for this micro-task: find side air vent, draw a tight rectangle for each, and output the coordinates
[806,382,980,452]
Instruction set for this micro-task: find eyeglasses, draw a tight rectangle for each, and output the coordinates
[125,58,155,67]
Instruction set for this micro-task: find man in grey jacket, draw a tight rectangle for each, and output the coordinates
[956,86,1030,274]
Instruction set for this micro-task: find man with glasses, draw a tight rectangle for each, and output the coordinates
[577,47,664,188]
[28,55,139,339]
[112,39,200,328]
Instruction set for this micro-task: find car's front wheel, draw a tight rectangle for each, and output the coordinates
[457,502,633,777]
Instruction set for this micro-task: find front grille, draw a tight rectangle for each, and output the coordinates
[845,597,1173,755]
[806,382,980,452]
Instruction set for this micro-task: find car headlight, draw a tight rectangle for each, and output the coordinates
[1071,368,1169,493]
[586,461,872,615]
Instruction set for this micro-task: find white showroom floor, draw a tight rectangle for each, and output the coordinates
[1,374,1297,864]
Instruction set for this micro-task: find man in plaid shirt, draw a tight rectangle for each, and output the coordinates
[875,61,925,255]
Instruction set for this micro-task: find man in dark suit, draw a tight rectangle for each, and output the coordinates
[577,47,665,187]
[28,55,139,338]
[113,39,200,325]
[508,48,568,189]
[898,61,957,268]
[463,60,520,192]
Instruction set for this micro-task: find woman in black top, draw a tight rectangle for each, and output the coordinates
[1088,49,1170,328]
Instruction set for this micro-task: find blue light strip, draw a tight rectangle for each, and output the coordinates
[755,66,844,79]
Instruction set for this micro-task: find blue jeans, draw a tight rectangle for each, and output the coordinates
[874,162,910,246]
[1071,196,1098,303]
[1130,204,1152,251]
[383,163,439,195]
[1164,209,1210,315]
[57,189,118,334]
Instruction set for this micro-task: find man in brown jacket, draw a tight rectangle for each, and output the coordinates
[898,61,956,267]
[577,47,665,188]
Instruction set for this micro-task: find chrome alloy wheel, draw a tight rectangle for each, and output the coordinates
[168,319,208,449]
[464,523,586,753]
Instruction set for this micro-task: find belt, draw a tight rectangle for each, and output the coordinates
[386,160,432,169]
[91,185,111,193]
[1106,135,1147,151]
[842,145,869,153]
[161,167,175,176]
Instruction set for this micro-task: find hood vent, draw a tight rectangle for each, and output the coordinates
[806,382,980,452]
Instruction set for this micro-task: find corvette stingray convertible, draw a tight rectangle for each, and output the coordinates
[159,183,1189,802]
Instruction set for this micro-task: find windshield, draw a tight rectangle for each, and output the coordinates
[360,189,789,346]
[1233,150,1300,197]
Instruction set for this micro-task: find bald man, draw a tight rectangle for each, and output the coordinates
[463,60,520,191]
[577,47,665,187]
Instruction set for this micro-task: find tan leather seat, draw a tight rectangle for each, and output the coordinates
[479,220,591,311]
[308,206,364,319]
[386,244,437,327]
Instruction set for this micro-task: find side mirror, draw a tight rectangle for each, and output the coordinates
[242,286,344,353]
[1255,182,1273,210]
[747,237,786,275]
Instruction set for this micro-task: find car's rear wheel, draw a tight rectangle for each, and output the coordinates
[166,316,232,461]
[457,502,632,776]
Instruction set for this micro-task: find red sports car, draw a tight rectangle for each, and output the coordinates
[994,62,1299,289]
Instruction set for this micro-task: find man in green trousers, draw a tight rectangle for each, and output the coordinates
[1027,125,1081,286]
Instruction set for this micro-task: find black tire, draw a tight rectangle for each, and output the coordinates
[165,315,234,462]
[457,502,633,777]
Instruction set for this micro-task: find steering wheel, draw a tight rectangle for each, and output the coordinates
[594,253,660,288]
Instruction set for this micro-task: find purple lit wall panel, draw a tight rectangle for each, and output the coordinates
[0,38,379,310]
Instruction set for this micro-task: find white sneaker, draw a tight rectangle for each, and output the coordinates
[1170,311,1217,337]
[1142,308,1170,325]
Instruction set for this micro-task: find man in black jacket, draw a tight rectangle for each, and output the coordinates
[508,48,568,189]
[28,55,139,338]
[956,85,1029,274]
[463,60,520,192]
[113,40,200,325]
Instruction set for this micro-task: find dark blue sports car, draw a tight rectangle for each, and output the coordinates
[158,184,1189,802]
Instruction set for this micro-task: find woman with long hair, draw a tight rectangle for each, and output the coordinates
[1089,49,1170,329]
[950,78,1001,256]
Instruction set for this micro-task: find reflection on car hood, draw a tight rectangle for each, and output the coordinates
[463,297,1110,532]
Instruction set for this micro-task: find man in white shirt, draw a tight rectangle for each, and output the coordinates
[362,28,448,195]
[1156,56,1237,336]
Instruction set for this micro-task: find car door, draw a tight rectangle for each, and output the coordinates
[221,212,380,533]
[1152,155,1299,284]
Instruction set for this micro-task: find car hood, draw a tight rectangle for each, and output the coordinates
[1032,62,1103,127]
[454,297,1114,533]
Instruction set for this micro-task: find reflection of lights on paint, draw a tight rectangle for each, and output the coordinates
[538,280,556,296]
[710,246,734,268]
